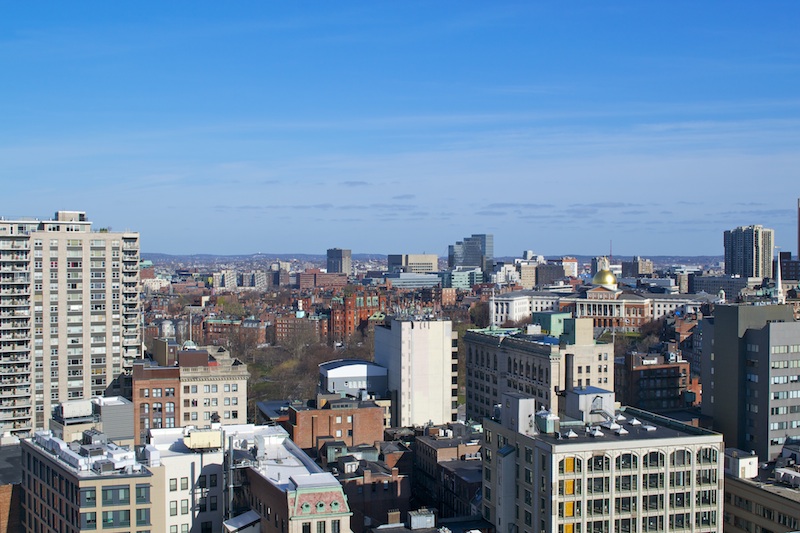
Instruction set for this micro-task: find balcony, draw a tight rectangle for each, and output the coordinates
[0,355,31,363]
[0,288,29,296]
[0,321,29,331]
[0,242,29,251]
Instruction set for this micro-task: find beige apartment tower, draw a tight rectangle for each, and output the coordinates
[0,211,141,437]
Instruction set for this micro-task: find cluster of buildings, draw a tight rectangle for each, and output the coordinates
[7,207,800,533]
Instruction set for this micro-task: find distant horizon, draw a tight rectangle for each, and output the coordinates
[141,250,726,261]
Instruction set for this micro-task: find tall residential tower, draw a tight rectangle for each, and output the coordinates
[326,248,352,275]
[0,211,140,437]
[724,225,774,279]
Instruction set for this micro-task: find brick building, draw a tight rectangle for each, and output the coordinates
[614,352,700,413]
[414,426,483,509]
[337,458,411,533]
[132,341,249,444]
[284,399,385,456]
[329,291,387,343]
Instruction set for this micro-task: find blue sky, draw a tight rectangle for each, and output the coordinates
[2,3,800,257]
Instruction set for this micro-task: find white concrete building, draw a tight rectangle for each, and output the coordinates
[374,316,457,427]
[482,389,724,533]
[145,427,226,533]
[490,290,561,326]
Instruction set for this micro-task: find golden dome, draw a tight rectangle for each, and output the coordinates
[592,269,617,287]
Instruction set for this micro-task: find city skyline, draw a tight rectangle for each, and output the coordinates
[3,3,800,256]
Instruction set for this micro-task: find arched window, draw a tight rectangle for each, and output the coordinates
[615,453,638,470]
[671,449,691,467]
[697,448,718,464]
[643,451,664,468]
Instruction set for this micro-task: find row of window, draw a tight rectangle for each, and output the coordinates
[140,387,175,398]
[558,449,718,474]
[169,474,218,491]
[80,484,150,507]
[170,495,217,513]
[80,509,150,529]
[555,512,716,532]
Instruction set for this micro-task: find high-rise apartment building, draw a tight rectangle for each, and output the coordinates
[0,211,140,437]
[448,234,493,273]
[326,248,352,275]
[724,225,774,279]
[374,316,458,426]
[621,256,654,278]
[701,304,800,460]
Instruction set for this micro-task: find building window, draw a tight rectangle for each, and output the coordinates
[318,522,326,533]
[136,484,150,504]
[169,478,177,491]
[181,477,189,490]
[181,499,189,514]
[170,501,177,516]
[303,523,311,533]
[136,508,150,526]
[81,512,97,530]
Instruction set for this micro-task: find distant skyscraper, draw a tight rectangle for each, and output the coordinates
[326,248,352,275]
[447,233,493,272]
[0,211,141,437]
[387,253,438,273]
[724,225,774,279]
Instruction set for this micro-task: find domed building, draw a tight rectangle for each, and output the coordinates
[559,268,649,331]
[592,269,618,291]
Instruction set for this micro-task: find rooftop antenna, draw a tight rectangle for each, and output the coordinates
[609,240,613,264]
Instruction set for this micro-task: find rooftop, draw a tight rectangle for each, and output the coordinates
[26,431,150,479]
[532,407,720,446]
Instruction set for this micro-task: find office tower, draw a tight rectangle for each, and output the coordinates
[374,316,458,426]
[591,256,610,276]
[463,317,611,421]
[387,253,438,273]
[448,233,494,272]
[724,225,774,279]
[482,389,724,533]
[621,256,654,278]
[700,303,799,460]
[0,211,140,437]
[326,248,352,275]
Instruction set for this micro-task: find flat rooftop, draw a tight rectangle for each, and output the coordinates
[533,407,720,446]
